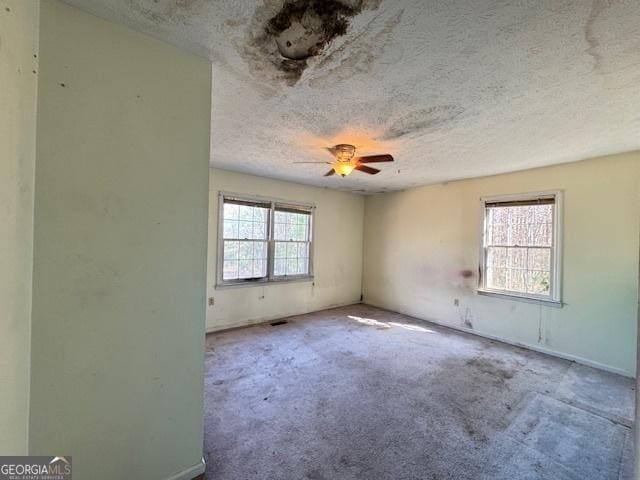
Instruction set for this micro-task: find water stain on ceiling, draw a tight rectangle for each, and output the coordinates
[383,105,467,140]
[243,0,382,86]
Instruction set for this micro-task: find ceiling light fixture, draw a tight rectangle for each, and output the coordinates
[293,144,394,177]
[333,144,357,177]
[333,161,356,177]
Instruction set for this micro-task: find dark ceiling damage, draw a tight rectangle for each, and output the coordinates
[268,0,356,60]
[245,0,381,86]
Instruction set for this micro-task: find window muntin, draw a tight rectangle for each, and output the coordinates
[480,193,561,303]
[218,194,313,285]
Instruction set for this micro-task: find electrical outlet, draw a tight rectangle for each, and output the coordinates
[208,297,215,306]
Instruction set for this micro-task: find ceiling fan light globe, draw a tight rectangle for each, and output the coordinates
[333,162,355,177]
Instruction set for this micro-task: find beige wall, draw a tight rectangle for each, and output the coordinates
[0,0,39,455]
[207,169,364,331]
[29,2,211,479]
[363,152,640,376]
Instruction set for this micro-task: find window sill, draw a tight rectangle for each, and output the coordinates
[215,276,314,290]
[477,289,563,308]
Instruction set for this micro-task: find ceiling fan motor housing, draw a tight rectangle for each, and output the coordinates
[335,144,356,163]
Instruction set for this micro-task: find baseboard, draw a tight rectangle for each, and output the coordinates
[206,301,362,334]
[164,458,205,480]
[363,301,634,378]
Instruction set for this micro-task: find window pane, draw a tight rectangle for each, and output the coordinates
[223,241,239,261]
[506,247,526,269]
[527,270,550,294]
[531,204,553,223]
[511,206,529,224]
[275,242,287,259]
[290,223,308,241]
[254,242,267,260]
[489,223,508,244]
[238,205,254,221]
[253,259,267,277]
[274,222,288,240]
[509,224,528,246]
[529,223,552,247]
[238,259,252,278]
[223,203,239,220]
[489,207,509,224]
[252,221,267,240]
[298,258,309,275]
[274,211,287,224]
[507,268,526,292]
[223,220,238,239]
[223,260,238,280]
[527,248,550,271]
[486,247,507,268]
[274,258,285,276]
[238,221,253,239]
[238,241,253,260]
[487,267,507,290]
[287,258,298,275]
[253,207,267,222]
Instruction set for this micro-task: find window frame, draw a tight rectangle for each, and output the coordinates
[216,191,315,288]
[478,190,563,307]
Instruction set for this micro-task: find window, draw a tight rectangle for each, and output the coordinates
[479,191,562,305]
[273,208,311,276]
[217,193,314,286]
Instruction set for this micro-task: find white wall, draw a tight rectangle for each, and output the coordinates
[207,169,364,331]
[0,0,39,455]
[363,152,640,376]
[29,2,211,479]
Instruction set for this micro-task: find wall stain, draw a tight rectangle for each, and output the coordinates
[537,319,542,343]
[460,269,473,279]
[461,307,474,330]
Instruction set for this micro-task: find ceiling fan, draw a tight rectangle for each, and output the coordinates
[294,144,394,177]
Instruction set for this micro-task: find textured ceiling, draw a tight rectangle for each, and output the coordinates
[63,0,640,193]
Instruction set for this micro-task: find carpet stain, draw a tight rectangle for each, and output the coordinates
[466,357,515,382]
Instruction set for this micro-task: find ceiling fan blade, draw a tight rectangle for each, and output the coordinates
[293,161,332,164]
[324,169,336,177]
[355,154,394,163]
[355,165,380,175]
